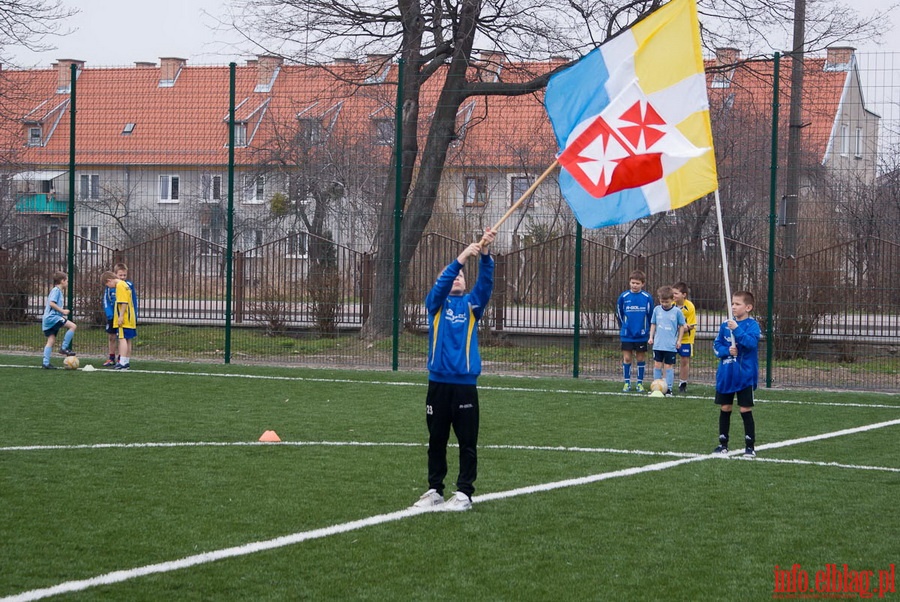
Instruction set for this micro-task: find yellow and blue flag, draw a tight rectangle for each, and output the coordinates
[545,0,717,229]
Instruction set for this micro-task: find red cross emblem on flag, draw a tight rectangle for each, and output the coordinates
[558,98,669,198]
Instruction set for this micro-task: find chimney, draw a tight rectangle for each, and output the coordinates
[476,50,505,81]
[159,57,187,86]
[256,55,283,92]
[714,48,741,67]
[55,59,84,93]
[825,46,855,72]
[246,59,258,67]
[134,61,156,68]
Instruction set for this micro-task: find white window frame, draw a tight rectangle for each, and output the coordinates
[202,174,223,202]
[28,126,43,147]
[286,230,309,259]
[840,123,850,156]
[243,175,265,204]
[242,229,264,256]
[200,227,223,257]
[463,175,487,207]
[78,226,100,254]
[80,174,100,200]
[854,127,863,159]
[159,175,180,203]
[509,174,535,208]
[234,122,248,147]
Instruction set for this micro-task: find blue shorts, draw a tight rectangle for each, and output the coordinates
[43,318,67,337]
[653,350,677,365]
[117,327,137,340]
[677,343,693,357]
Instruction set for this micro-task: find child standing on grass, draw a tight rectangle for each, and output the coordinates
[41,271,77,369]
[412,227,496,512]
[713,291,761,457]
[672,282,697,393]
[101,271,137,370]
[648,285,686,396]
[102,263,138,367]
[616,270,654,392]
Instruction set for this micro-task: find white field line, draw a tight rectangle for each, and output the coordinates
[1,364,898,410]
[3,418,900,602]
[2,439,897,474]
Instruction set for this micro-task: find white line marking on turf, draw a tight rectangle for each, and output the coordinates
[4,417,899,602]
[1,363,898,409]
[3,440,897,474]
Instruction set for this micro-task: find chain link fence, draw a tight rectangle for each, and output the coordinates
[1,51,898,390]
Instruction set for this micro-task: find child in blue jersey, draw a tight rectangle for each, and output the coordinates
[648,285,686,396]
[616,270,654,392]
[103,263,138,367]
[412,227,495,512]
[40,271,77,369]
[713,291,761,457]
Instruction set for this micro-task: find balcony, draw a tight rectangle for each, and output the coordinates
[16,193,68,216]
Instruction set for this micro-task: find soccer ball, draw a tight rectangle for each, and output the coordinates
[650,379,667,393]
[63,355,80,370]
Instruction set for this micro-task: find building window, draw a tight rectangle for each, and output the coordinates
[242,229,263,256]
[200,227,223,256]
[840,124,850,156]
[373,118,394,145]
[854,127,863,158]
[463,176,487,207]
[46,225,60,251]
[78,226,99,253]
[202,174,223,202]
[243,175,265,203]
[28,127,43,146]
[80,174,100,200]
[510,175,535,207]
[287,230,308,258]
[159,175,180,202]
[234,122,248,147]
[122,123,136,135]
[298,118,323,146]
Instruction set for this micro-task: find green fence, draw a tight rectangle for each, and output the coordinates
[1,51,898,390]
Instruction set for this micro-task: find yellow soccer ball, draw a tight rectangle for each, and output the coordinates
[63,355,80,370]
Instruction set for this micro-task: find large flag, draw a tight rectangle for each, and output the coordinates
[545,0,717,229]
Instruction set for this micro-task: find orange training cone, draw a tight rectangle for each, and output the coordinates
[259,430,281,442]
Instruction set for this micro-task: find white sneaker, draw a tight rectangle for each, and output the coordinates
[443,491,473,512]
[412,488,445,509]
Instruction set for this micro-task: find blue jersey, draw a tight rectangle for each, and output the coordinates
[425,254,494,385]
[714,317,761,394]
[41,286,66,331]
[103,278,139,321]
[651,305,686,352]
[617,289,654,343]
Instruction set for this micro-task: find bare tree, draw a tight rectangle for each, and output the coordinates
[228,0,884,339]
[0,0,77,64]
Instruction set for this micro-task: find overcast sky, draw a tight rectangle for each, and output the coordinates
[4,0,900,68]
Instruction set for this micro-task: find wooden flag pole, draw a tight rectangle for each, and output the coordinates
[479,160,560,247]
[713,188,736,344]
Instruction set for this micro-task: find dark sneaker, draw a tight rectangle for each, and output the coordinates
[678,382,687,394]
[113,363,130,370]
[665,389,674,397]
[102,359,116,367]
[59,348,76,356]
[713,445,728,454]
[744,447,756,458]
[42,363,57,370]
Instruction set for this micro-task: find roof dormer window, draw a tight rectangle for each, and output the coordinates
[27,126,43,147]
[122,123,136,135]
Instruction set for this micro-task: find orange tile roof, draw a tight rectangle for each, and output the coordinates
[0,55,852,170]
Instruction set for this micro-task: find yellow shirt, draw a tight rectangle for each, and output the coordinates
[678,299,696,345]
[114,280,136,329]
